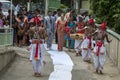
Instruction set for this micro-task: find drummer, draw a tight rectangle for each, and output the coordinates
[74,16,85,56]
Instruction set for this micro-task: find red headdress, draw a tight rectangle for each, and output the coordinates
[34,17,40,23]
[88,19,94,25]
[100,22,106,31]
[33,16,43,25]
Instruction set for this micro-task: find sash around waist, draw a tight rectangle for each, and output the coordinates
[32,39,43,44]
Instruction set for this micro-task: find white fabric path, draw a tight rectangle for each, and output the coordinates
[44,44,74,80]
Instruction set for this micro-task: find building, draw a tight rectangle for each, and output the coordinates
[61,0,90,13]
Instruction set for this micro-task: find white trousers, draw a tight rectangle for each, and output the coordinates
[30,42,45,73]
[81,38,93,61]
[32,59,42,73]
[93,45,106,70]
[74,40,82,53]
[81,49,92,61]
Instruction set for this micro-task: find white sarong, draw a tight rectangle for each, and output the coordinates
[30,43,45,73]
[81,38,94,61]
[93,44,106,71]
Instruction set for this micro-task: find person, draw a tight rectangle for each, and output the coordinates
[54,9,62,44]
[82,11,89,23]
[29,27,45,77]
[65,8,71,21]
[17,15,25,47]
[4,20,9,28]
[28,17,46,77]
[74,16,85,56]
[4,20,10,33]
[92,21,112,74]
[12,13,18,45]
[44,11,55,50]
[81,19,95,62]
[56,13,66,51]
[0,13,3,28]
[23,11,29,45]
[65,16,76,51]
[15,4,21,12]
[69,9,77,22]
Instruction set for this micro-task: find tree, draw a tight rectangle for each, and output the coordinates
[90,0,120,34]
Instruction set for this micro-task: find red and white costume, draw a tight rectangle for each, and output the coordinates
[93,41,106,71]
[29,35,45,74]
[29,17,45,74]
[74,22,85,54]
[93,22,108,72]
[81,19,95,61]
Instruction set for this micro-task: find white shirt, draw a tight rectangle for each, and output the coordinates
[4,25,10,29]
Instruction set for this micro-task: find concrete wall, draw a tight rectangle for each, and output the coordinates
[106,29,120,72]
[81,0,90,10]
[0,47,16,74]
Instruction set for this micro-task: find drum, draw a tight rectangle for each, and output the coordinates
[70,33,84,40]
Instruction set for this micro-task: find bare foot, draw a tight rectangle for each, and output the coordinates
[43,61,46,65]
[37,73,42,77]
[100,70,103,74]
[68,49,71,52]
[76,53,79,56]
[33,73,38,77]
[96,69,98,74]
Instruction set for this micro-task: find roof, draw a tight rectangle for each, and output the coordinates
[0,0,11,2]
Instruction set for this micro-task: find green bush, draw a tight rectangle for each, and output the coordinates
[60,4,67,9]
[90,0,120,34]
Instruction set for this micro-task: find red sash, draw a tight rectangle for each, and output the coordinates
[33,40,42,60]
[34,17,40,24]
[34,43,39,60]
[87,36,92,48]
[76,26,84,34]
[96,41,103,56]
[76,23,85,34]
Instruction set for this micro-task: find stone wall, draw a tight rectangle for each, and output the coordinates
[0,47,16,74]
[106,29,120,72]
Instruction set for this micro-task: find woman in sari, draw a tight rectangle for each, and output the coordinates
[56,13,66,51]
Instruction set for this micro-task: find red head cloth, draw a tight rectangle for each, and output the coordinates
[88,19,94,25]
[100,22,106,31]
[34,17,40,24]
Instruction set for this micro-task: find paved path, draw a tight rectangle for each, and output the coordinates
[0,45,120,80]
[0,47,53,80]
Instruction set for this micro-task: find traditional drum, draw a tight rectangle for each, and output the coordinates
[70,33,84,40]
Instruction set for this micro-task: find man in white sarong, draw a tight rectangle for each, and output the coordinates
[29,27,45,77]
[92,22,112,74]
[81,19,95,62]
[81,36,94,62]
[28,17,46,76]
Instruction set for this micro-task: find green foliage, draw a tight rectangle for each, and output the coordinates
[60,4,67,9]
[114,17,120,34]
[90,0,120,34]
